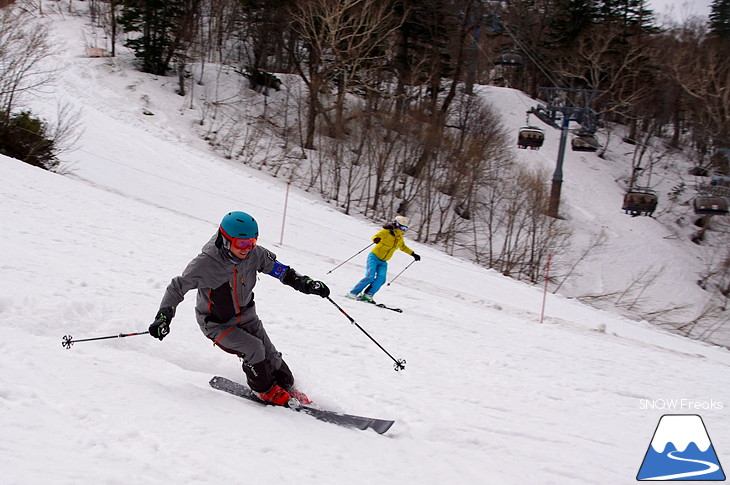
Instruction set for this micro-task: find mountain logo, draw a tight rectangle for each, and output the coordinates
[637,414,725,481]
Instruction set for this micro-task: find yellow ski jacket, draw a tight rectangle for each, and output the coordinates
[371,226,414,262]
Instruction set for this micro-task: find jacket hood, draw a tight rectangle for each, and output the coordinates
[202,233,240,264]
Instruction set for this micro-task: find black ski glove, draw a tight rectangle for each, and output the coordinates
[282,268,330,298]
[149,306,175,341]
[373,237,381,244]
[412,253,421,261]
[306,279,330,298]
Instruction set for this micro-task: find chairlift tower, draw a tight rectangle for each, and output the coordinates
[528,87,603,218]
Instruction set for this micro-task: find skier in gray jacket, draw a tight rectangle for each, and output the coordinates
[149,211,330,406]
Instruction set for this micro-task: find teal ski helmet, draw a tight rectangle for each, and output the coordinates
[220,211,259,240]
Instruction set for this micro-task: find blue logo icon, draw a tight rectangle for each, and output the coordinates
[637,414,725,481]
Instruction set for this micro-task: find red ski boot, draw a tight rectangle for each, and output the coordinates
[288,389,312,405]
[255,384,291,406]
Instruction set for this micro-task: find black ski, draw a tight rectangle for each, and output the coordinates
[354,298,403,313]
[345,293,403,313]
[209,376,395,434]
[374,302,403,313]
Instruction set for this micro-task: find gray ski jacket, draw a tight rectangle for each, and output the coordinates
[159,234,295,328]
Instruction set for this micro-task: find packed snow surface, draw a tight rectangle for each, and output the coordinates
[1,3,728,484]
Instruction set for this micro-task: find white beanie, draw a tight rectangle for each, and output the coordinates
[394,215,409,226]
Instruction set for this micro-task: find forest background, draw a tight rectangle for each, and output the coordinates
[3,0,730,346]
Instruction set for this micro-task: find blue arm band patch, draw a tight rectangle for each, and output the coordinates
[268,261,289,280]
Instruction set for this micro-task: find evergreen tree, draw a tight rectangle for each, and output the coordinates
[0,110,58,170]
[118,0,194,75]
[546,0,597,49]
[594,0,656,35]
[709,0,730,39]
[239,0,297,72]
[392,0,458,111]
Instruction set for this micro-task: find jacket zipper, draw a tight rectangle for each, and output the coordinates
[384,234,399,260]
[233,265,242,324]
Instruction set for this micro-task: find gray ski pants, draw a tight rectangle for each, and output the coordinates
[199,304,283,370]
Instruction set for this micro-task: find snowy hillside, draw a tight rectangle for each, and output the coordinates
[1,3,729,484]
[28,0,728,346]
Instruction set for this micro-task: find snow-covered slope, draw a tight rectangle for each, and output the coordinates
[1,3,729,484]
[42,0,726,343]
[489,84,719,339]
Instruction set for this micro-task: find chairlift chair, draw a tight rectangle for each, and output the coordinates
[694,196,729,216]
[517,126,545,150]
[688,166,710,177]
[622,189,658,216]
[497,52,523,67]
[571,131,600,152]
[710,176,730,187]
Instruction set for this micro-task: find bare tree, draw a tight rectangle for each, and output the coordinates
[45,102,83,157]
[288,0,402,147]
[661,22,730,152]
[550,24,656,156]
[0,7,56,119]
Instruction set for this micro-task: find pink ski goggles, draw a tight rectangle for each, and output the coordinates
[230,237,257,251]
[221,230,258,252]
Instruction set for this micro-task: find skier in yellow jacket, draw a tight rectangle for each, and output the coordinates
[347,216,420,302]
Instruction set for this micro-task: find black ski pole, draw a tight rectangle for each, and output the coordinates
[327,242,374,274]
[387,260,416,286]
[61,331,150,349]
[326,297,406,371]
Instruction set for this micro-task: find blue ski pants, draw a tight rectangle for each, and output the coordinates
[351,252,388,296]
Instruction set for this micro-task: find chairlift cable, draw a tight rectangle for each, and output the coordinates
[500,23,568,94]
[470,30,532,113]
